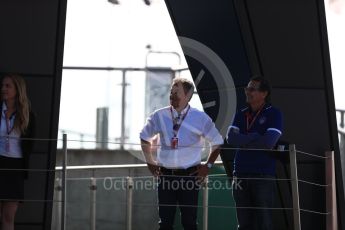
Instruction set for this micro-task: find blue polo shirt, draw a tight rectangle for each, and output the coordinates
[227,104,283,176]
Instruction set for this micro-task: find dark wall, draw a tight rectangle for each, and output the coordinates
[0,0,67,229]
[164,0,344,229]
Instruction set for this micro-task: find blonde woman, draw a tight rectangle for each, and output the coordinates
[0,74,35,230]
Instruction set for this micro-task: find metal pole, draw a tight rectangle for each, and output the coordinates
[55,178,62,230]
[126,176,133,230]
[340,133,345,198]
[289,144,301,230]
[202,176,209,230]
[90,177,97,230]
[326,151,338,230]
[61,134,67,230]
[120,70,127,150]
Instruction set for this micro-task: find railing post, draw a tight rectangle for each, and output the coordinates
[120,70,127,150]
[289,144,301,230]
[61,134,67,230]
[55,178,62,230]
[126,176,133,230]
[326,151,338,230]
[202,176,209,230]
[90,177,97,230]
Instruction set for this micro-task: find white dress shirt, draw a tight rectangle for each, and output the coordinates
[140,105,223,169]
[0,102,22,158]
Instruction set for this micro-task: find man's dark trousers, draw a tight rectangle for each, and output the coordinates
[158,169,200,230]
[232,174,275,230]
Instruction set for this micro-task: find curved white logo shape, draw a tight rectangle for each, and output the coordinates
[178,36,237,137]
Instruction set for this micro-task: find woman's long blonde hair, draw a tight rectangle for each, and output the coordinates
[1,74,30,134]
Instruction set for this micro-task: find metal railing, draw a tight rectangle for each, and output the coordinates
[54,159,224,230]
[53,135,337,230]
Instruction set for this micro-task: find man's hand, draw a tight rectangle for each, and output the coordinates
[191,164,209,183]
[190,145,220,182]
[147,162,161,177]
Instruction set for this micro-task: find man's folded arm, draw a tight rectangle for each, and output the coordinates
[244,129,282,149]
[226,126,260,147]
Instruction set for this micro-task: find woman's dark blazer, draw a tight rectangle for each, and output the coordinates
[21,111,36,179]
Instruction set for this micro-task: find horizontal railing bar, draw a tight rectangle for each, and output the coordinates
[62,66,188,72]
[55,160,224,171]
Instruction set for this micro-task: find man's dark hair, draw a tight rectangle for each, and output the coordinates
[250,75,271,102]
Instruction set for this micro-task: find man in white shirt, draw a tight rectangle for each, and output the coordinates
[140,78,223,230]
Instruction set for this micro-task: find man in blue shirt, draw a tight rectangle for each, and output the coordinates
[226,76,283,230]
